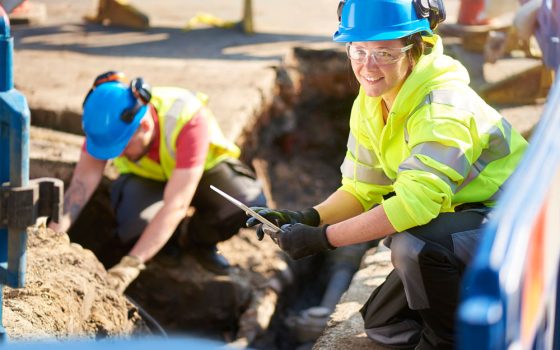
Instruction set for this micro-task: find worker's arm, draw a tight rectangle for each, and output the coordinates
[325,204,395,247]
[247,189,365,240]
[314,189,365,225]
[278,204,396,260]
[128,165,204,263]
[48,150,106,233]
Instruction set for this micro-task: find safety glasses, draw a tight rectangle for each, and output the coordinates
[346,43,413,65]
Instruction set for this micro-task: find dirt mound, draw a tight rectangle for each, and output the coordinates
[3,227,147,341]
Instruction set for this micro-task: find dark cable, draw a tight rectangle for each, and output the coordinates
[125,295,168,337]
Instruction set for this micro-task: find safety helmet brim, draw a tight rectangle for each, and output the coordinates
[333,26,432,42]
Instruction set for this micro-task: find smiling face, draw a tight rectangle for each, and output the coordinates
[349,39,413,102]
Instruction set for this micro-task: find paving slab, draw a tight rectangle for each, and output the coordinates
[314,245,393,350]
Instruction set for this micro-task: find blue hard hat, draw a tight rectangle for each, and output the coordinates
[82,81,147,160]
[333,0,433,42]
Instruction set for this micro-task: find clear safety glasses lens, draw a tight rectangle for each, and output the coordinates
[346,44,413,65]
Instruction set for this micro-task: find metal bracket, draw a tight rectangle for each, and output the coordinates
[34,178,63,224]
[0,177,63,230]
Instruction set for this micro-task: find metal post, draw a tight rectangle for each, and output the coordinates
[242,0,254,34]
[0,4,31,340]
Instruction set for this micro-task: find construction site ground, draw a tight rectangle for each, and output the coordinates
[5,0,547,348]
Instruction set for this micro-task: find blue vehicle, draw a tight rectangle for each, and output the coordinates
[458,73,560,349]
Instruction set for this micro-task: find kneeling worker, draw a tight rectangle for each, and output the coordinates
[49,71,266,292]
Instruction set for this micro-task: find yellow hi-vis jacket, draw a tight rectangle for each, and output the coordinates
[114,87,240,181]
[340,35,528,232]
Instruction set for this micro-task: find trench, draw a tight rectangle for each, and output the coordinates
[240,64,376,349]
[42,45,373,348]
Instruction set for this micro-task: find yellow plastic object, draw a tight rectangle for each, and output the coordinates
[183,0,254,34]
[183,12,237,31]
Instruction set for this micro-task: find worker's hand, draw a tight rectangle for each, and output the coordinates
[278,224,335,260]
[106,255,146,294]
[246,207,320,241]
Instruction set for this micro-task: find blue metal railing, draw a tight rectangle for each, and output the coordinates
[458,73,560,349]
[0,3,31,339]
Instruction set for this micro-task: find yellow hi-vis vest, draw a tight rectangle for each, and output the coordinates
[113,87,240,181]
[339,35,528,232]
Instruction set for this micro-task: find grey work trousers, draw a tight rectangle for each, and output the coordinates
[110,158,266,249]
[360,207,490,350]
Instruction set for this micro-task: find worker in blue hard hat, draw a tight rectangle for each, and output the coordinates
[49,71,266,292]
[247,0,529,348]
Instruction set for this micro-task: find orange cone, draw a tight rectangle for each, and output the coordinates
[458,0,490,25]
[11,0,30,15]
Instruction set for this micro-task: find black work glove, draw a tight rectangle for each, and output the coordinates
[278,223,335,260]
[246,207,320,241]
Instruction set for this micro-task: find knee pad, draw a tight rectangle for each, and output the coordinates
[389,232,430,310]
[390,232,425,273]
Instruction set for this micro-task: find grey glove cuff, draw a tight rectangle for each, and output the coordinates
[301,208,321,227]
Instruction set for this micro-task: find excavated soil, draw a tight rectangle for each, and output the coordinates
[3,226,148,340]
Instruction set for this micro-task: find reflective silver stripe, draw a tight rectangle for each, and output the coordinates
[411,142,470,178]
[347,132,378,166]
[164,98,187,159]
[340,157,393,185]
[406,90,513,201]
[430,89,478,114]
[456,119,512,194]
[398,156,458,192]
[405,90,478,142]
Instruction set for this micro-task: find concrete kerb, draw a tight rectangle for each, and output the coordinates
[314,244,393,350]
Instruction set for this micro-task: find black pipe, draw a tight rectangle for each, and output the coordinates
[126,295,167,337]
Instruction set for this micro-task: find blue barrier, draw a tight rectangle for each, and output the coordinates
[0,4,32,340]
[2,337,227,349]
[458,74,560,349]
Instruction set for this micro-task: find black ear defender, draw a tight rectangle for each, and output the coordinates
[130,77,152,105]
[413,0,446,30]
[337,0,346,23]
[82,71,153,124]
[119,77,151,123]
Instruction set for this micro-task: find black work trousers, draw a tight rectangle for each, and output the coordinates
[360,208,490,350]
[110,158,266,249]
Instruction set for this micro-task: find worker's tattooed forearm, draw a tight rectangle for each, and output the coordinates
[63,179,87,222]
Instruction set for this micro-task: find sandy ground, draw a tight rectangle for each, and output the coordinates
[3,226,147,340]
